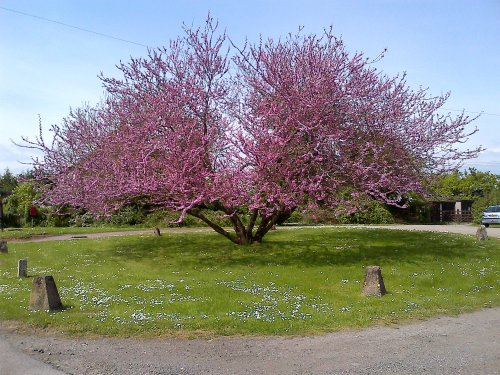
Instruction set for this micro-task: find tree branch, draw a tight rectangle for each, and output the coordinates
[187,208,238,244]
[253,209,294,242]
[212,201,249,243]
[246,208,259,237]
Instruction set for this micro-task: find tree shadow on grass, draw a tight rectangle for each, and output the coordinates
[100,228,485,269]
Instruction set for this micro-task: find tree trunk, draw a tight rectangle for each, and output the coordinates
[252,209,293,243]
[187,206,295,245]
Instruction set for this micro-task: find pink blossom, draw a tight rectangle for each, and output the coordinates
[20,17,480,244]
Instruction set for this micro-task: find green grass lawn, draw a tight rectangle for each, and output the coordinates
[0,227,498,337]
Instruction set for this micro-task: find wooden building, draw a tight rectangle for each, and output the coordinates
[430,199,473,223]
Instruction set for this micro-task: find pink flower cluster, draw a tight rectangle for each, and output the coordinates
[22,17,480,244]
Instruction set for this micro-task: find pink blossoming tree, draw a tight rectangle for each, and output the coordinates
[22,18,480,244]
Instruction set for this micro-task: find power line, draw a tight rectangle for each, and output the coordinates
[463,161,500,167]
[0,5,151,48]
[1,6,500,120]
[443,108,500,117]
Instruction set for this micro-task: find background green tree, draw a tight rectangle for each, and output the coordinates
[0,168,18,194]
[429,168,499,200]
[0,168,19,229]
[3,181,41,226]
[429,168,500,224]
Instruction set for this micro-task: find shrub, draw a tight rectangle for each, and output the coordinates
[334,200,394,224]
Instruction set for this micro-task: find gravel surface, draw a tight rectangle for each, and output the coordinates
[2,224,499,374]
[355,224,500,238]
[8,223,500,243]
[1,308,499,375]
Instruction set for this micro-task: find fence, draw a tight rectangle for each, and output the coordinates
[440,210,473,223]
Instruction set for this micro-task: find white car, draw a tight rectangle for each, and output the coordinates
[481,205,500,227]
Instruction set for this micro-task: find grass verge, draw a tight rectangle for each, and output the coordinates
[0,227,498,337]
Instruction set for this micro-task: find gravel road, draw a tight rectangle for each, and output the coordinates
[1,308,499,375]
[354,223,500,239]
[1,224,499,374]
[7,223,500,243]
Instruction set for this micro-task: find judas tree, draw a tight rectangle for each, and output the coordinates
[21,18,480,244]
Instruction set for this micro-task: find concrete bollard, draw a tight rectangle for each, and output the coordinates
[363,265,386,297]
[476,225,488,241]
[154,227,161,236]
[0,240,7,253]
[29,276,63,311]
[17,259,27,278]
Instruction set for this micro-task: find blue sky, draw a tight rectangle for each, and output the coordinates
[1,0,499,174]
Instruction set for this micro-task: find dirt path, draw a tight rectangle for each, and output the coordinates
[8,223,500,243]
[2,224,499,374]
[6,227,214,243]
[356,223,500,238]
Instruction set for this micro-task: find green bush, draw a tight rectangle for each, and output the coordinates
[300,208,338,224]
[285,200,395,226]
[284,210,304,224]
[334,201,394,224]
[3,182,41,226]
[104,205,146,226]
[69,211,97,227]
